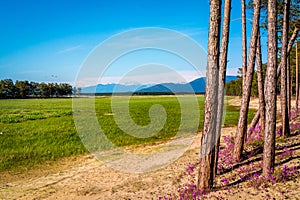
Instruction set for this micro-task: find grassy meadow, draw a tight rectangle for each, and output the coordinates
[0,96,255,171]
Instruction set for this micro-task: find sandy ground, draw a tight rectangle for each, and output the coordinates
[1,97,299,200]
[229,96,294,112]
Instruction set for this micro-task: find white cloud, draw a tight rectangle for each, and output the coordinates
[180,27,208,37]
[226,67,239,76]
[56,45,82,54]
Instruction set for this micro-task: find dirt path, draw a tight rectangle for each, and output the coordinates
[1,126,238,200]
[0,137,194,199]
[1,97,299,199]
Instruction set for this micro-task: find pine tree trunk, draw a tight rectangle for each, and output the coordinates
[247,111,260,136]
[256,31,265,135]
[287,57,291,113]
[248,28,298,135]
[241,0,247,88]
[296,40,299,111]
[263,0,277,176]
[214,0,231,176]
[277,28,299,77]
[233,0,261,161]
[280,0,290,137]
[198,0,221,190]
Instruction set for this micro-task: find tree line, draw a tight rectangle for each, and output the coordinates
[225,40,300,97]
[199,0,299,191]
[0,79,73,98]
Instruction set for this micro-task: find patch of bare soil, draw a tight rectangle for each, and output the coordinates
[228,96,296,113]
[1,98,299,200]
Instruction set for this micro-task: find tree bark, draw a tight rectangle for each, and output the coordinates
[233,0,261,161]
[287,56,291,113]
[241,0,248,89]
[247,110,260,136]
[296,40,299,111]
[214,0,231,176]
[280,0,290,137]
[198,0,221,190]
[277,27,299,77]
[247,28,298,135]
[256,31,265,135]
[263,0,277,176]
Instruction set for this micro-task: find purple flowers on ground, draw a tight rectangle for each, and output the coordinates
[276,165,299,181]
[290,122,300,134]
[187,163,196,175]
[220,177,229,185]
[289,109,298,119]
[217,134,235,173]
[278,147,294,159]
[159,113,300,200]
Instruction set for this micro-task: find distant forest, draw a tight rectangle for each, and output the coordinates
[0,79,73,98]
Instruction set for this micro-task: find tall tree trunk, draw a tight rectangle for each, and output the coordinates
[233,0,261,161]
[247,110,260,136]
[214,0,231,176]
[280,0,290,137]
[263,0,277,176]
[296,40,299,111]
[277,27,299,76]
[242,0,248,88]
[198,0,221,190]
[256,31,265,135]
[248,28,298,135]
[287,56,291,112]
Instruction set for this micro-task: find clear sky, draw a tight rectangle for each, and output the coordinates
[0,0,267,86]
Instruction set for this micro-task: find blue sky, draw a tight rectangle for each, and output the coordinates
[0,0,267,86]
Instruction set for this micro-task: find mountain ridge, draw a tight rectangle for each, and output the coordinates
[81,76,237,94]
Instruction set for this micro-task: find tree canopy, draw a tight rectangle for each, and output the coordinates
[0,79,73,98]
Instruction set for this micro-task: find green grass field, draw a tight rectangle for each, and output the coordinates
[0,96,255,171]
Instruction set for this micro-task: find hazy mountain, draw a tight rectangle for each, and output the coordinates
[137,78,206,93]
[81,76,237,94]
[224,75,237,82]
[81,84,149,93]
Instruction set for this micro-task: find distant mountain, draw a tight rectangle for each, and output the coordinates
[225,75,237,82]
[81,84,150,93]
[80,76,237,94]
[137,77,206,93]
[136,76,236,94]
